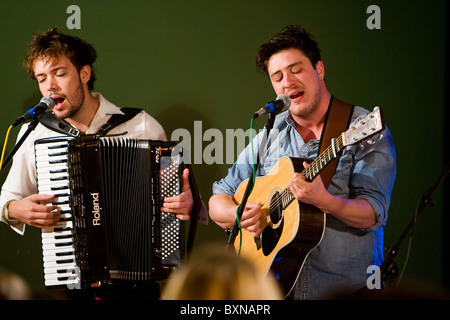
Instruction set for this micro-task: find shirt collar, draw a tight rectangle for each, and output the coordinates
[284,111,296,129]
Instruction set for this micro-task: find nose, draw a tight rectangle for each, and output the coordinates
[45,75,59,94]
[282,72,297,91]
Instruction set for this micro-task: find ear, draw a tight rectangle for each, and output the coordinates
[79,65,91,85]
[315,61,325,80]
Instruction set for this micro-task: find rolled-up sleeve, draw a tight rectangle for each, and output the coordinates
[0,125,38,235]
[347,127,396,232]
[212,131,265,196]
[212,149,254,196]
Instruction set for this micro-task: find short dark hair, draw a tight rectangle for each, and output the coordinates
[24,27,97,90]
[256,25,321,74]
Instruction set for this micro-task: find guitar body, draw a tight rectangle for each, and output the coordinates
[233,156,326,297]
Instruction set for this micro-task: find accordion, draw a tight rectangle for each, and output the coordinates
[35,135,185,289]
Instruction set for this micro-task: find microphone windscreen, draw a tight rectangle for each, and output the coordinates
[40,96,55,110]
[276,94,291,111]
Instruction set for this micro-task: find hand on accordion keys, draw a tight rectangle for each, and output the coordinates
[6,166,194,229]
[6,194,61,228]
[160,168,193,221]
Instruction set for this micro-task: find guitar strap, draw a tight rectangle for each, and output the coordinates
[317,96,354,188]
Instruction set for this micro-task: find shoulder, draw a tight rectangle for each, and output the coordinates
[350,105,371,121]
[111,109,167,141]
[137,110,166,133]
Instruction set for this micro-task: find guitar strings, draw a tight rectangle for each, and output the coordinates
[267,110,380,219]
[239,124,347,250]
[266,135,344,213]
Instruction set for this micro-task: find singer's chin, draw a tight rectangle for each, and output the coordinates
[52,109,72,120]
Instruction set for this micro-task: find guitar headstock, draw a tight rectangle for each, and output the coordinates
[343,107,384,147]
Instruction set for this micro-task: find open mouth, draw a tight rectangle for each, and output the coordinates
[51,96,66,109]
[289,91,304,100]
[54,98,65,106]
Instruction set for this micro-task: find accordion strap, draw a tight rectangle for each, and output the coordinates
[96,107,143,136]
[38,107,143,137]
[38,113,81,137]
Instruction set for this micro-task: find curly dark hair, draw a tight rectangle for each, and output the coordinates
[256,25,321,75]
[24,27,97,90]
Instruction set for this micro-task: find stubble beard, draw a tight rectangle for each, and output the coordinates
[290,85,322,119]
[54,81,85,120]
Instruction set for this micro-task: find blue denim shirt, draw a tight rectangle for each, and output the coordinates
[212,105,397,299]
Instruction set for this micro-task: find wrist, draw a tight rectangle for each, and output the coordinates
[2,200,20,225]
[317,193,342,215]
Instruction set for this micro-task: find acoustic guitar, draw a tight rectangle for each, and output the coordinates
[233,107,384,296]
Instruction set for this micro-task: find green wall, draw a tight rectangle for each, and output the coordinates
[0,0,447,298]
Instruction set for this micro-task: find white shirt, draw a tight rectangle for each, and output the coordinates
[0,92,166,234]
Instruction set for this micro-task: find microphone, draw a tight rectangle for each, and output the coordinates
[253,94,291,119]
[12,96,55,127]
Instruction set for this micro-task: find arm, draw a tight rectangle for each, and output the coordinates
[0,125,50,233]
[288,165,375,229]
[289,123,396,230]
[209,129,268,236]
[209,193,262,236]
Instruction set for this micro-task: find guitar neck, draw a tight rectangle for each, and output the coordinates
[302,134,345,182]
[268,106,384,215]
[276,134,345,211]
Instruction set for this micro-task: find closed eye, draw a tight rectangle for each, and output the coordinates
[271,73,283,82]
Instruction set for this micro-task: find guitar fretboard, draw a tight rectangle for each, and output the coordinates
[302,134,345,182]
[269,134,344,213]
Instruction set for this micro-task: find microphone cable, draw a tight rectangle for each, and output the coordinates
[0,125,13,172]
[235,116,257,255]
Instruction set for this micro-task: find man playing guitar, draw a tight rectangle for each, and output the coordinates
[209,25,396,299]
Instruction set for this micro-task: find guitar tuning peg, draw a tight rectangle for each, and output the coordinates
[366,133,384,145]
[372,133,384,144]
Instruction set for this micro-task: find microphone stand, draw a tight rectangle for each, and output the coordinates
[0,117,40,176]
[226,112,277,249]
[381,161,450,286]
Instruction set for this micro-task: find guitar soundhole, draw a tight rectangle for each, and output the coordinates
[270,191,283,224]
[261,191,284,256]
